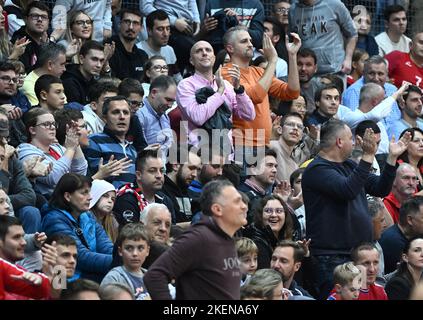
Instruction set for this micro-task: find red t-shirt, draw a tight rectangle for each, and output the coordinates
[383,192,401,224]
[385,51,423,89]
[359,283,388,300]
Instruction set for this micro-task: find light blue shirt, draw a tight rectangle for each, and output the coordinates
[388,118,423,141]
[342,77,400,129]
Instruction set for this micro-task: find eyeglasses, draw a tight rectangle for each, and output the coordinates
[275,8,290,14]
[151,65,169,72]
[129,100,143,109]
[121,19,141,27]
[28,14,49,21]
[284,122,304,130]
[293,103,306,110]
[0,76,18,84]
[74,19,92,26]
[263,207,284,215]
[34,121,57,129]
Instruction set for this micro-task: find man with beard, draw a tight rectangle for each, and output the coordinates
[162,148,202,223]
[137,10,182,83]
[108,9,148,80]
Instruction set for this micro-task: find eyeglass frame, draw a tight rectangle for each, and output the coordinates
[0,76,18,84]
[151,65,169,72]
[283,121,305,130]
[128,100,144,109]
[74,19,93,26]
[263,207,285,215]
[28,13,49,21]
[34,121,58,129]
[121,19,141,27]
[275,8,290,14]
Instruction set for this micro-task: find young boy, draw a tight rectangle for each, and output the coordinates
[34,75,66,113]
[100,223,151,300]
[327,262,362,300]
[236,237,258,286]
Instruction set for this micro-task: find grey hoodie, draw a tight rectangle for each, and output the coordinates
[289,0,357,75]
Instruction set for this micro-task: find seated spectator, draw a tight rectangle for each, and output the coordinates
[57,10,93,64]
[140,55,169,97]
[82,81,118,135]
[60,279,100,300]
[289,168,306,239]
[117,78,148,152]
[347,48,369,87]
[41,173,113,283]
[385,32,423,90]
[108,9,148,80]
[98,283,134,300]
[137,10,182,83]
[84,96,136,188]
[61,40,105,105]
[375,5,411,57]
[100,223,151,300]
[89,179,118,243]
[33,75,65,113]
[18,108,88,198]
[385,237,423,300]
[388,86,423,141]
[9,60,31,114]
[351,243,388,300]
[245,268,285,300]
[351,7,378,56]
[307,84,341,127]
[236,237,258,286]
[397,128,423,189]
[20,42,67,107]
[380,196,423,274]
[327,262,362,300]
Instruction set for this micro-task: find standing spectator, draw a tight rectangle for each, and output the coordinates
[272,0,290,33]
[396,128,423,188]
[302,118,410,299]
[137,10,182,83]
[385,237,423,300]
[108,9,148,80]
[289,0,358,76]
[139,0,200,74]
[51,0,112,43]
[385,32,423,90]
[140,55,169,97]
[176,40,255,149]
[61,40,105,105]
[41,173,113,283]
[144,179,248,300]
[375,5,411,57]
[351,6,379,56]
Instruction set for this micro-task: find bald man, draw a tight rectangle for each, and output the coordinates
[176,40,255,149]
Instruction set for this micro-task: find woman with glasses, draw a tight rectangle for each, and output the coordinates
[58,11,94,64]
[243,194,298,269]
[141,55,169,97]
[17,108,88,199]
[41,173,113,283]
[397,127,423,190]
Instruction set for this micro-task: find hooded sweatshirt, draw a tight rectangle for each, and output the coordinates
[144,215,241,300]
[61,64,95,105]
[289,0,357,75]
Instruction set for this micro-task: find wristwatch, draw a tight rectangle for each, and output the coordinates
[234,85,245,94]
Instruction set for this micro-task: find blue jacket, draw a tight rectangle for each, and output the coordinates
[41,207,113,281]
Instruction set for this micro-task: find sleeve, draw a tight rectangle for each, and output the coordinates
[385,277,410,300]
[305,160,373,200]
[103,0,113,30]
[8,157,36,210]
[1,259,50,300]
[143,229,202,300]
[247,1,265,49]
[23,234,39,253]
[63,79,82,104]
[189,0,200,23]
[95,221,114,255]
[113,193,141,224]
[385,51,397,78]
[70,155,88,176]
[100,269,127,288]
[139,0,160,22]
[51,0,72,31]
[176,81,225,126]
[342,87,360,110]
[365,162,397,197]
[83,137,102,176]
[269,77,300,101]
[337,1,358,38]
[232,91,256,121]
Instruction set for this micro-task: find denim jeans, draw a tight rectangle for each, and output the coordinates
[16,206,41,234]
[312,254,351,300]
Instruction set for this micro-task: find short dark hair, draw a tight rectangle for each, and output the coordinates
[102,95,130,116]
[22,107,51,142]
[146,9,169,30]
[142,55,167,83]
[281,112,303,127]
[274,240,305,262]
[319,118,347,150]
[120,8,142,22]
[99,283,134,300]
[403,85,422,102]
[350,242,378,263]
[315,84,340,103]
[36,43,66,68]
[355,120,381,138]
[34,74,62,101]
[136,148,160,171]
[118,78,144,98]
[24,1,49,17]
[45,233,77,247]
[88,81,119,103]
[384,4,406,21]
[60,279,99,300]
[399,196,423,225]
[53,108,83,145]
[150,75,176,92]
[200,179,234,216]
[116,223,150,248]
[0,215,22,242]
[80,40,104,57]
[49,173,92,213]
[0,61,17,73]
[289,167,305,187]
[264,16,284,38]
[320,74,344,95]
[297,48,317,65]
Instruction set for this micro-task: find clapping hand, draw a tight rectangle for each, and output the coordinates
[285,32,302,56]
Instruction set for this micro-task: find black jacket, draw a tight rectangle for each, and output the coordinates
[108,35,148,80]
[126,114,147,153]
[11,26,42,73]
[61,64,95,105]
[162,175,193,223]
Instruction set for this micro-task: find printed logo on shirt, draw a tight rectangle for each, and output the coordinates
[293,15,328,38]
[405,61,413,67]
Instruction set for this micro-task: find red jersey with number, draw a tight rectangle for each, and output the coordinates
[385,51,423,89]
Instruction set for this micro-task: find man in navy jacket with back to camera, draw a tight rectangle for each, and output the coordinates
[302,118,410,299]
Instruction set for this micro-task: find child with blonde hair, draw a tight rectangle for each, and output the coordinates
[328,262,363,300]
